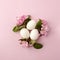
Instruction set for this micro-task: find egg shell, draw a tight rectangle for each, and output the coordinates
[20,28,30,39]
[26,20,36,30]
[30,29,39,40]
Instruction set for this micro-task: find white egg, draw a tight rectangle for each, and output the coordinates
[20,28,29,39]
[30,29,39,40]
[26,20,36,30]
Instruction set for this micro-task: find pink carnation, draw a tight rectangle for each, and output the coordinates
[16,15,28,26]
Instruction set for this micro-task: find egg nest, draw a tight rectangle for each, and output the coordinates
[13,15,49,49]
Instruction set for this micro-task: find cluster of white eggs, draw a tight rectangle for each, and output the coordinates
[20,20,39,40]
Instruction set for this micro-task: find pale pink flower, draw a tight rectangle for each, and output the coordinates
[16,15,29,26]
[40,20,49,36]
[40,30,48,36]
[42,20,48,26]
[20,41,29,47]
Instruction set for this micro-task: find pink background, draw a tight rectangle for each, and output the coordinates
[0,0,60,60]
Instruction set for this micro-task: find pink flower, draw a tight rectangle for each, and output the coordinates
[40,20,49,36]
[42,20,48,26]
[19,40,29,47]
[40,30,48,36]
[16,15,29,26]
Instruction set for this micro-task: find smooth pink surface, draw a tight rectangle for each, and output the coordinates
[0,0,60,60]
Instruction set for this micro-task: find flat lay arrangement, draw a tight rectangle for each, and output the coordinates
[13,15,49,49]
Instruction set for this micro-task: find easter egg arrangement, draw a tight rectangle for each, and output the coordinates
[13,15,49,49]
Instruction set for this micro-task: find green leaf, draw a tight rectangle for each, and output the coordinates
[13,25,25,32]
[35,19,42,30]
[33,43,43,49]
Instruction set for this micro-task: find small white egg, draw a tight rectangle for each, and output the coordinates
[20,28,29,39]
[26,20,36,30]
[30,29,39,40]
